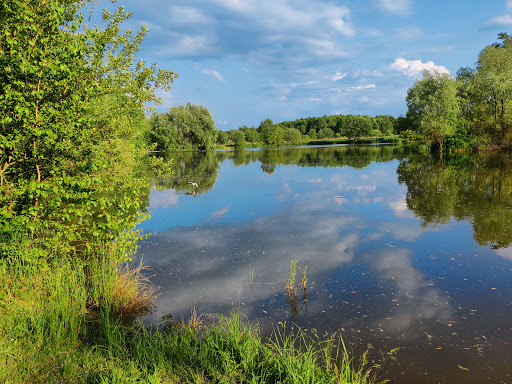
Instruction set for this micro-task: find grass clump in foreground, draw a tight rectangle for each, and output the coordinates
[0,251,387,384]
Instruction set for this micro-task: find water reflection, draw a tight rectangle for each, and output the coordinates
[366,248,452,336]
[152,151,220,194]
[397,152,512,249]
[137,146,512,384]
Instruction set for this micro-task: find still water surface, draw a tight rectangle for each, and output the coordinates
[136,145,512,383]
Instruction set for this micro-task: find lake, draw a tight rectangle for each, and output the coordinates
[135,145,512,383]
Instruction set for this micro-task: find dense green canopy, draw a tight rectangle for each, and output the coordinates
[0,0,176,260]
[150,103,218,152]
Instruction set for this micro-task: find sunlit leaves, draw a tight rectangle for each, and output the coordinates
[406,71,460,152]
[150,103,217,152]
[0,0,175,261]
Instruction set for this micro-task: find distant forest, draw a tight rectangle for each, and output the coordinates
[216,114,400,148]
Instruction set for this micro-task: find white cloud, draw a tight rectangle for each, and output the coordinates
[168,6,212,24]
[365,28,384,37]
[388,197,414,219]
[233,0,355,37]
[146,0,356,63]
[200,69,225,81]
[391,57,450,77]
[332,196,348,206]
[485,15,512,26]
[149,189,179,208]
[376,0,412,15]
[393,26,424,41]
[164,33,215,56]
[309,98,321,102]
[331,70,348,81]
[508,0,512,10]
[496,246,512,261]
[350,84,376,90]
[352,70,383,78]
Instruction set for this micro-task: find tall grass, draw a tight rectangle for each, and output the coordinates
[0,253,87,383]
[0,250,387,384]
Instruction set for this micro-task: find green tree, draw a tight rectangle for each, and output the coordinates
[345,116,371,139]
[283,128,302,143]
[472,33,512,146]
[231,129,246,148]
[0,0,175,259]
[258,118,284,145]
[406,71,460,153]
[244,127,261,143]
[216,130,229,144]
[393,116,410,134]
[258,118,274,143]
[150,103,217,151]
[317,127,334,139]
[375,116,394,135]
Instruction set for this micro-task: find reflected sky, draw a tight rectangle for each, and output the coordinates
[136,146,512,384]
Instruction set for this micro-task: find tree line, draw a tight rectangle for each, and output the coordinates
[149,108,400,152]
[217,114,399,148]
[403,33,512,152]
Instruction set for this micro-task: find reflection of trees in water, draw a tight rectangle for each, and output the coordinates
[151,146,406,195]
[397,152,512,249]
[223,145,406,174]
[151,151,220,194]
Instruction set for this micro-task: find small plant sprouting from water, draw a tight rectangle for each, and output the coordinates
[299,265,308,292]
[286,260,297,295]
[285,260,310,320]
[286,260,309,295]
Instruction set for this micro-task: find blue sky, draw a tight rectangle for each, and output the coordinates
[96,0,512,130]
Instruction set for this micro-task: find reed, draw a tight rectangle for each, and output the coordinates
[286,259,297,295]
[300,265,308,291]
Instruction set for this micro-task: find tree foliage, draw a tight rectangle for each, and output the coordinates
[150,103,217,151]
[0,0,176,260]
[472,33,512,146]
[406,71,460,152]
[231,129,246,148]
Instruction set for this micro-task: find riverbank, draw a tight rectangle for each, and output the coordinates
[0,247,386,384]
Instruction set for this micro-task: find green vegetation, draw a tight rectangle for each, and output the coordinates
[406,71,459,154]
[397,151,512,249]
[223,145,407,173]
[300,265,308,292]
[402,33,512,151]
[0,250,384,384]
[284,260,310,321]
[150,103,218,152]
[0,0,175,261]
[218,115,399,148]
[286,259,298,295]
